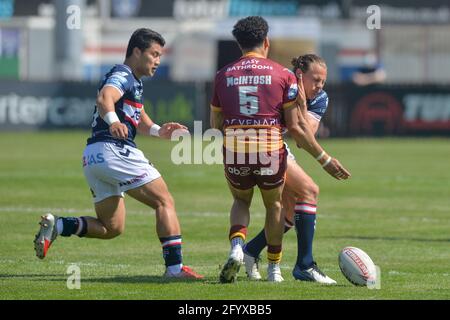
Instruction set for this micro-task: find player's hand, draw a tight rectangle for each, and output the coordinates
[322,158,351,180]
[159,122,189,139]
[296,74,307,107]
[109,122,128,140]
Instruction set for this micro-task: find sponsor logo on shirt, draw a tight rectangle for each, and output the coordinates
[288,83,298,100]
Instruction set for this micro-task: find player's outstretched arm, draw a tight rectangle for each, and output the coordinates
[137,109,189,139]
[96,86,128,140]
[284,78,350,180]
[284,105,350,180]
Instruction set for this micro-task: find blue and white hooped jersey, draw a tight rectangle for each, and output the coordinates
[87,64,144,148]
[283,90,329,158]
[306,90,329,121]
[280,89,329,134]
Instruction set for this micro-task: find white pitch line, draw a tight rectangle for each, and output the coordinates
[0,258,130,267]
[0,207,92,214]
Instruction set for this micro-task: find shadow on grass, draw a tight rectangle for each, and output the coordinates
[65,275,218,284]
[0,272,219,284]
[49,275,299,285]
[323,236,450,243]
[83,275,191,284]
[82,276,349,288]
[0,273,65,279]
[0,273,68,283]
[0,274,348,287]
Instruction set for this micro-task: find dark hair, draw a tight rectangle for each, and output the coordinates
[232,16,269,50]
[126,28,165,58]
[291,54,327,73]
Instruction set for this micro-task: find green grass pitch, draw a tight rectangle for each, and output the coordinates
[0,131,449,299]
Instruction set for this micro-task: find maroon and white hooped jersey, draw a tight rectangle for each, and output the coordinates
[211,52,298,153]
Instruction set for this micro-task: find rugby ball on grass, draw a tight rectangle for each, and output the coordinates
[339,247,377,286]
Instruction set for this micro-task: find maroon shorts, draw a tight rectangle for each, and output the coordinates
[223,146,287,190]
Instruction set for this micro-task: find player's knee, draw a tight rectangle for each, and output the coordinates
[234,197,251,209]
[160,193,175,210]
[104,229,122,239]
[310,183,320,201]
[104,224,124,239]
[299,182,319,203]
[152,191,175,210]
[266,200,282,212]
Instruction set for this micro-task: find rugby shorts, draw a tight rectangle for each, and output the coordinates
[82,141,161,203]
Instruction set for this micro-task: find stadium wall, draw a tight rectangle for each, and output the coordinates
[323,84,450,136]
[0,80,201,130]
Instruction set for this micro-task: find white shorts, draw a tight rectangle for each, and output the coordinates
[82,142,161,203]
[284,142,296,161]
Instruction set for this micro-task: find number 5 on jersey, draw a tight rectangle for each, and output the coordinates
[239,86,259,115]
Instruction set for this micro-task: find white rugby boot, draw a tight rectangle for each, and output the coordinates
[292,262,337,284]
[267,262,284,282]
[219,245,244,283]
[243,251,262,280]
[34,213,58,259]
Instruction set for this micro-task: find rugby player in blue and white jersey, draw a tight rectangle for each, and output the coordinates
[243,54,350,284]
[34,28,203,279]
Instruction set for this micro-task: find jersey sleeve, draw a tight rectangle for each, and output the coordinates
[282,70,298,109]
[308,91,329,121]
[210,74,222,112]
[103,69,134,96]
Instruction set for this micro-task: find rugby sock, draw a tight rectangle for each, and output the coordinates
[75,217,88,237]
[267,244,282,264]
[229,225,247,248]
[294,202,317,269]
[57,217,87,237]
[244,218,293,258]
[56,219,64,235]
[160,235,183,273]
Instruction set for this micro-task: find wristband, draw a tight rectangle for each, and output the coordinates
[103,112,120,126]
[149,124,161,137]
[315,151,326,161]
[321,157,332,168]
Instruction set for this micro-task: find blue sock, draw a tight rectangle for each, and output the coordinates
[294,202,317,269]
[159,235,183,267]
[58,217,88,237]
[244,219,293,258]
